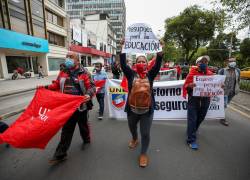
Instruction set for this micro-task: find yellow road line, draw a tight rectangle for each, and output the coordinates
[228,106,250,119]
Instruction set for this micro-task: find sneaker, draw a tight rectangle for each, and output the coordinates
[98,116,103,120]
[187,142,199,150]
[220,119,229,126]
[48,155,67,165]
[139,154,149,168]
[128,139,139,149]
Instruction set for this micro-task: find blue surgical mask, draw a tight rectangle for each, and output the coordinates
[65,58,75,69]
[199,63,207,72]
[228,62,236,68]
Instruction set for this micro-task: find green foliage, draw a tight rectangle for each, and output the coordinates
[163,42,182,62]
[240,79,250,92]
[207,32,240,66]
[164,5,218,63]
[239,38,250,67]
[219,0,250,29]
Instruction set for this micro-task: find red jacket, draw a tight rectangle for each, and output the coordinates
[48,66,96,98]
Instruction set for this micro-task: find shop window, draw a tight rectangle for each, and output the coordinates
[6,56,31,73]
[87,56,91,66]
[48,58,65,71]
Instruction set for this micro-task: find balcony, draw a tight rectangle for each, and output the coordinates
[45,0,67,18]
[46,21,67,37]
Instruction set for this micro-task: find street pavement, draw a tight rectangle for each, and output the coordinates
[0,97,250,180]
[0,75,250,180]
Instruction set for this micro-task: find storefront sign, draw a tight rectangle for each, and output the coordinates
[0,28,49,53]
[105,79,225,120]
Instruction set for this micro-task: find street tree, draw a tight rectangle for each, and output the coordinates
[218,0,250,29]
[207,32,240,66]
[239,38,250,67]
[164,5,220,63]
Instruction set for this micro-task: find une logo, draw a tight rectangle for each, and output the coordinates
[38,107,51,121]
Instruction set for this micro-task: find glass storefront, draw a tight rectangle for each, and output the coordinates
[6,56,31,73]
[6,56,39,74]
[48,58,65,71]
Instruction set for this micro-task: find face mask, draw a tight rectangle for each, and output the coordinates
[228,62,236,68]
[199,63,207,72]
[95,67,101,72]
[136,63,147,73]
[65,58,75,69]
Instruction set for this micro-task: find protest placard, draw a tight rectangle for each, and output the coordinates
[193,75,226,97]
[122,23,162,54]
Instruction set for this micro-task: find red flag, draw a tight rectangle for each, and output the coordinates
[94,80,106,93]
[148,57,156,70]
[120,76,128,92]
[0,88,85,149]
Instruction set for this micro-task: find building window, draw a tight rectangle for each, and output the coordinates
[48,31,65,47]
[46,10,64,27]
[48,58,65,71]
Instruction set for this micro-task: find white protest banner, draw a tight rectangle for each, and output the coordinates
[122,23,162,54]
[155,69,177,81]
[105,79,225,120]
[193,75,226,97]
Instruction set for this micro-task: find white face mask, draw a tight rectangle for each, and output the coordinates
[228,62,236,68]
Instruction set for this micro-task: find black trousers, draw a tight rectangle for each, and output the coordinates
[127,111,153,154]
[54,110,90,158]
[187,96,210,143]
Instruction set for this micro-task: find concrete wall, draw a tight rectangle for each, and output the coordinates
[0,52,8,79]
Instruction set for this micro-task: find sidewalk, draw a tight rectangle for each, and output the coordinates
[0,75,57,97]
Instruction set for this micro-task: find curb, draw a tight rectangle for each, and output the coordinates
[0,88,36,98]
[240,90,250,95]
[231,101,250,114]
[0,108,25,121]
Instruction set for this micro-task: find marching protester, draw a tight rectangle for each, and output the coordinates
[44,51,96,164]
[181,63,189,79]
[218,58,240,126]
[120,41,163,167]
[174,63,181,80]
[183,55,213,150]
[0,121,9,148]
[111,60,122,79]
[38,65,44,79]
[93,62,107,120]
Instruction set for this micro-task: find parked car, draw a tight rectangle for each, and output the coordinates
[240,67,250,79]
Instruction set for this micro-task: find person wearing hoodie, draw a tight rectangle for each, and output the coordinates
[183,56,213,150]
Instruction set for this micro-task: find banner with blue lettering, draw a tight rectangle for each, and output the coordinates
[105,79,225,120]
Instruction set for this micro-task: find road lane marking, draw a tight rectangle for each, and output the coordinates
[228,106,250,119]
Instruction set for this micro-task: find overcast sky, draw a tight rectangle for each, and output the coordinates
[124,0,248,39]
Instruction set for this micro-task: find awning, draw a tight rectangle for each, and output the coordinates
[70,45,112,58]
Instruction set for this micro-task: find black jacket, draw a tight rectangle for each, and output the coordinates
[120,53,163,114]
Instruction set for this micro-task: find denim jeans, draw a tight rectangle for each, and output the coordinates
[187,96,210,143]
[224,95,234,108]
[96,93,105,116]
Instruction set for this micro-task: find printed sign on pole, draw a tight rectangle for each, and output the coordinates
[193,75,226,97]
[122,23,162,54]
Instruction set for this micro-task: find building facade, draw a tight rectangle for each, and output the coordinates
[0,0,70,79]
[0,0,48,79]
[66,0,126,53]
[44,0,70,75]
[69,14,115,67]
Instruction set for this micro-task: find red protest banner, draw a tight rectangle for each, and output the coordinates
[0,88,86,149]
[95,80,106,93]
